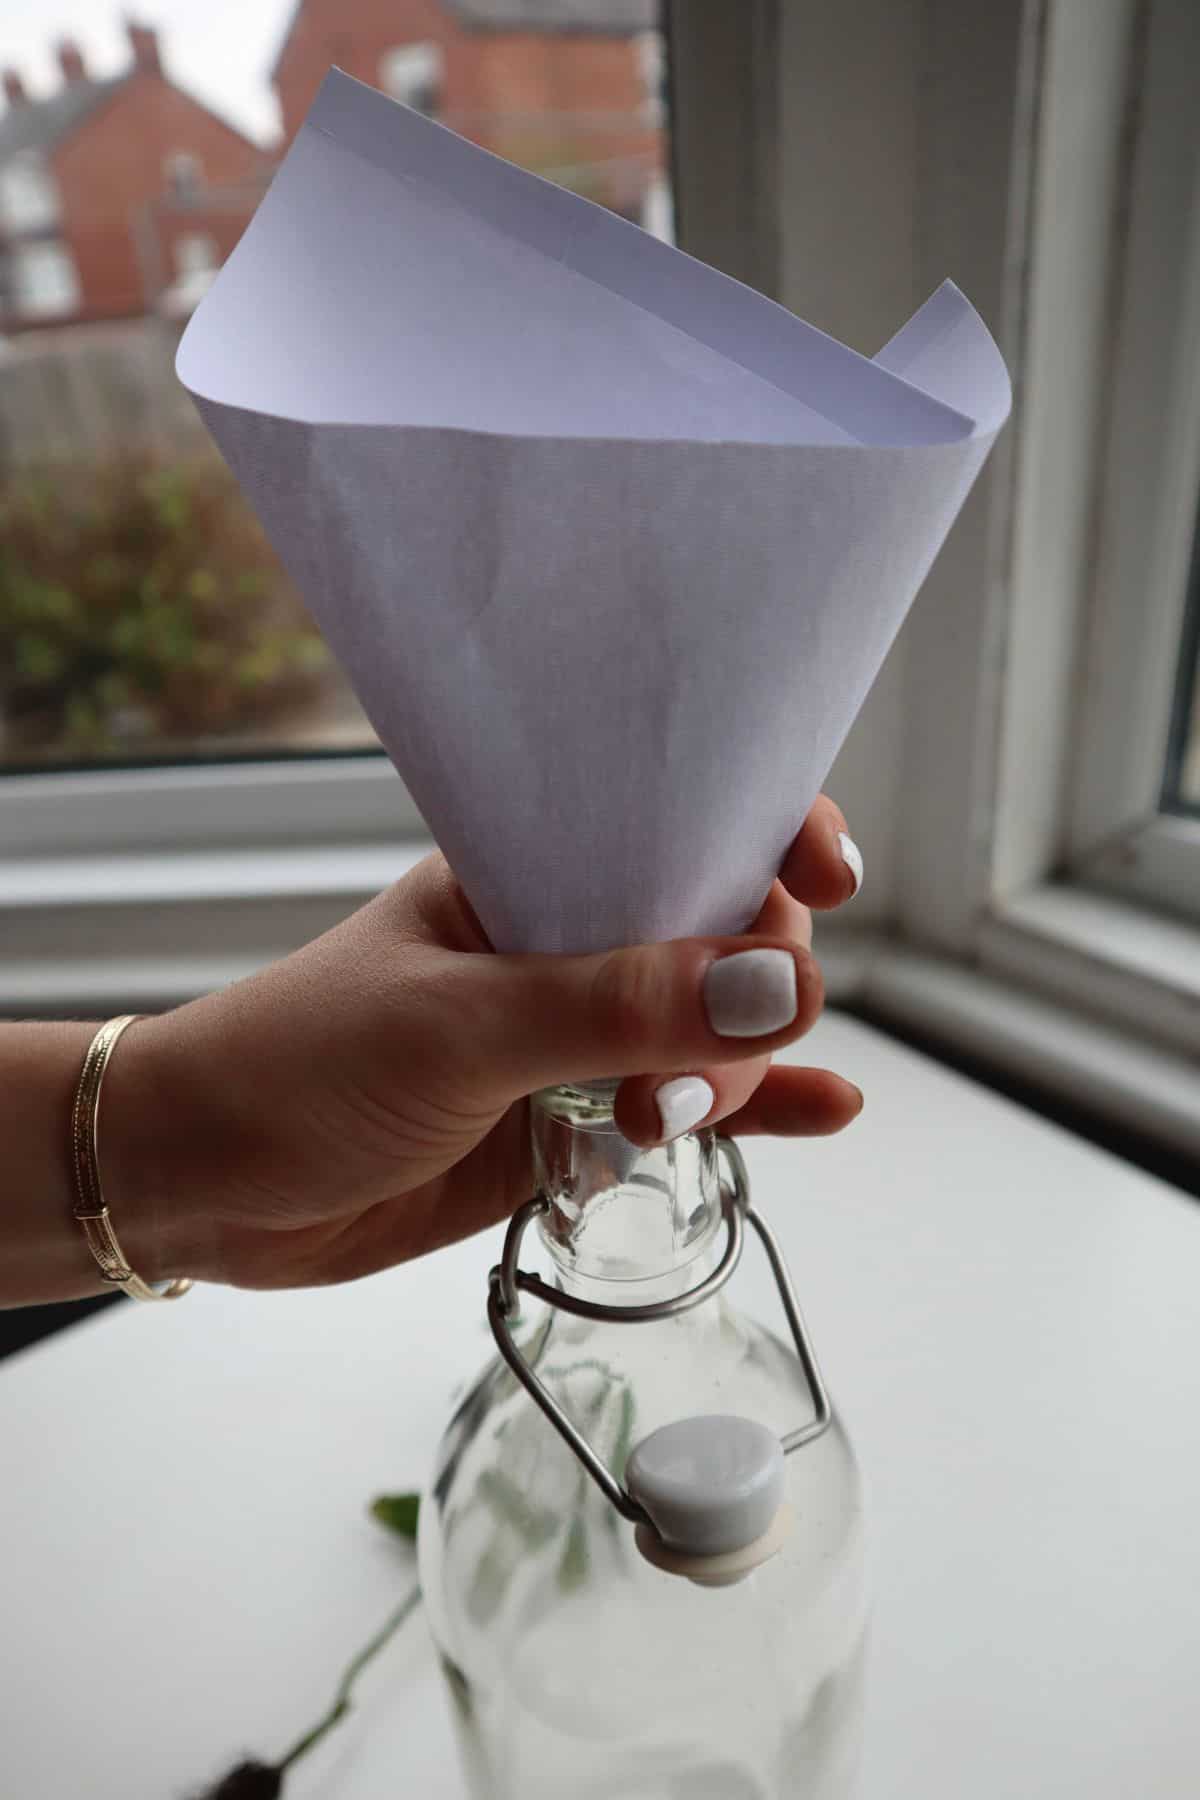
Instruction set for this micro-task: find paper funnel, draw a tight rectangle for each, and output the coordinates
[178,70,1010,954]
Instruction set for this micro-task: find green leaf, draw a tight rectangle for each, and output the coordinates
[476,1468,558,1548]
[439,1654,474,1723]
[466,1539,516,1627]
[610,1384,636,1478]
[557,1514,589,1593]
[370,1492,421,1540]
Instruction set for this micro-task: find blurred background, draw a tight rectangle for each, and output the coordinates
[0,0,670,769]
[2,1,1199,1350]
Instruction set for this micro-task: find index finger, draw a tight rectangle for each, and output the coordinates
[778,794,862,911]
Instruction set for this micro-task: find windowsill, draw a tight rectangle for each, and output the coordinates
[844,880,1200,1160]
[2,846,1197,1161]
[1073,813,1200,923]
[0,840,430,1014]
[852,938,1200,1163]
[978,882,1200,1059]
[0,842,428,909]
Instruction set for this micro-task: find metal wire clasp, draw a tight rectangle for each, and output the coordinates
[486,1137,833,1529]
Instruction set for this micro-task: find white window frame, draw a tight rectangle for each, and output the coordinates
[10,237,80,318]
[672,0,1200,1146]
[634,30,667,126]
[899,0,1200,1079]
[1061,0,1200,915]
[0,761,427,1013]
[379,42,444,116]
[973,0,1200,1017]
[1,760,420,861]
[174,231,219,278]
[0,151,60,234]
[165,151,203,198]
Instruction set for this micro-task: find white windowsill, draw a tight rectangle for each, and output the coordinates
[2,842,1196,1164]
[979,882,1200,1060]
[854,940,1200,1161]
[0,842,429,909]
[0,840,431,1014]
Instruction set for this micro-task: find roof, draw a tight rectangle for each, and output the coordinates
[271,0,656,80]
[0,76,128,164]
[445,0,657,27]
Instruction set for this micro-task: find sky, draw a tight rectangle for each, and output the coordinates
[0,3,294,143]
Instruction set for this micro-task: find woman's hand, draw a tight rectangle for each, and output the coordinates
[105,798,864,1292]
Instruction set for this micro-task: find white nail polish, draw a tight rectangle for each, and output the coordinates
[837,831,864,897]
[703,949,798,1038]
[655,1075,715,1142]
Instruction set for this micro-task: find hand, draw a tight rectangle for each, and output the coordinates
[107,799,864,1291]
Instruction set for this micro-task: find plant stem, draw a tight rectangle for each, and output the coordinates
[278,1584,423,1773]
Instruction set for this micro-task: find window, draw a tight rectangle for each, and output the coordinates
[164,151,202,199]
[379,43,444,117]
[174,232,218,278]
[641,171,674,244]
[667,1,1200,1134]
[0,0,671,850]
[634,30,667,125]
[0,152,60,233]
[160,232,220,317]
[11,239,80,318]
[1050,0,1200,925]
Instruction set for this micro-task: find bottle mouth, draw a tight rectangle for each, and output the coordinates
[533,1079,622,1122]
[530,1083,723,1285]
[570,1077,622,1099]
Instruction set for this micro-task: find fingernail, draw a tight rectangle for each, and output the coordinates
[837,832,864,897]
[704,949,798,1038]
[655,1075,715,1142]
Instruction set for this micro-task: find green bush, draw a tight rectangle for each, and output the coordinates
[0,454,330,757]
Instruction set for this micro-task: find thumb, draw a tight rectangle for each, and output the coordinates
[457,934,823,1102]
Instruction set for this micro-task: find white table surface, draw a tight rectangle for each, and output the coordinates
[2,1012,1198,1799]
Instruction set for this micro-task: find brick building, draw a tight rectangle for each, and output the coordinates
[0,21,271,333]
[272,0,666,225]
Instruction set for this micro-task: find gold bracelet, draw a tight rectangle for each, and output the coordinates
[70,1015,192,1303]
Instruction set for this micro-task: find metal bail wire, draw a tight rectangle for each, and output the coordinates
[486,1136,833,1529]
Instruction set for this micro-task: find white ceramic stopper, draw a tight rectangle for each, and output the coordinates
[625,1413,787,1558]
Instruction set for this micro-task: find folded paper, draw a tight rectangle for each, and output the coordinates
[178,69,1010,953]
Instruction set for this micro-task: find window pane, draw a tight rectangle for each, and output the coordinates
[0,152,60,232]
[11,240,80,317]
[379,44,444,117]
[1162,505,1200,815]
[0,3,670,774]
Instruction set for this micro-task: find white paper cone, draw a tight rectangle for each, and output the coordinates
[178,70,1010,954]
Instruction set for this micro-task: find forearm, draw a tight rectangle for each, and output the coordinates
[1,1022,110,1307]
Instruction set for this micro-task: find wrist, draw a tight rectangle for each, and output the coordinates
[23,1022,108,1303]
[98,1010,221,1286]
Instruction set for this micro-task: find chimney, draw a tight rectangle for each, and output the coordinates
[57,40,87,86]
[3,69,27,107]
[126,19,162,76]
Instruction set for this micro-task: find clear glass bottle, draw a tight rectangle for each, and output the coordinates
[418,1081,868,1800]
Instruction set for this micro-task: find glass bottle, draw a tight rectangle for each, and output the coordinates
[418,1081,868,1800]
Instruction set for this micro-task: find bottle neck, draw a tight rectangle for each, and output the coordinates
[531,1082,724,1305]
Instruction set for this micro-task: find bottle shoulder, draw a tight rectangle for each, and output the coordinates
[423,1298,863,1578]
